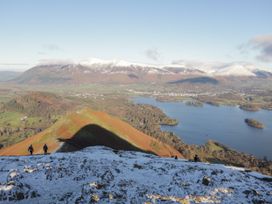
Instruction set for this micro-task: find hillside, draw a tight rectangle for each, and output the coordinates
[3,91,75,117]
[0,146,271,203]
[0,92,79,149]
[0,108,181,157]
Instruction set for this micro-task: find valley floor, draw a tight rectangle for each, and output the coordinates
[0,146,271,204]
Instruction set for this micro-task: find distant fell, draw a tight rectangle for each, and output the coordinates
[3,91,74,116]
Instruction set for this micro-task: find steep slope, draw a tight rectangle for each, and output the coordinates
[0,108,181,157]
[0,146,271,203]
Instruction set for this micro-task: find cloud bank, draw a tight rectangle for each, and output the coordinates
[38,58,75,65]
[240,35,272,62]
[250,35,272,62]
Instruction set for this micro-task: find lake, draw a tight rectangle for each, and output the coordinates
[134,97,272,159]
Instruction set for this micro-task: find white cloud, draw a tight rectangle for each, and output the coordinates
[145,48,161,61]
[38,58,74,65]
[43,44,62,51]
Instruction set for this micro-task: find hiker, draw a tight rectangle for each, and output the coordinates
[43,144,48,155]
[194,154,200,162]
[28,144,34,155]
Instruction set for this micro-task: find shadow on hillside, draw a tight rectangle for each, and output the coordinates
[57,124,152,154]
[168,76,219,85]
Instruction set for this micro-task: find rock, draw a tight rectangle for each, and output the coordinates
[31,191,39,198]
[133,164,143,169]
[15,192,24,200]
[243,189,259,196]
[96,184,105,190]
[252,199,266,204]
[211,170,223,175]
[91,194,100,202]
[7,181,15,186]
[202,176,211,186]
[109,193,113,200]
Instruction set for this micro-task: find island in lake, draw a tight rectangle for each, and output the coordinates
[245,118,264,129]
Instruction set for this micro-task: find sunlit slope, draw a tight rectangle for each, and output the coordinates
[0,108,182,157]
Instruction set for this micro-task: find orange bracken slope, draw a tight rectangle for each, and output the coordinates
[0,108,182,158]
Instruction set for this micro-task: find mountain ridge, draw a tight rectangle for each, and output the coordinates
[10,59,272,84]
[0,107,182,158]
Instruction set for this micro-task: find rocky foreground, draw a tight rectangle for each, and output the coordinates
[0,146,271,204]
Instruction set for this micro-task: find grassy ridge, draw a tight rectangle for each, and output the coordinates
[0,108,182,158]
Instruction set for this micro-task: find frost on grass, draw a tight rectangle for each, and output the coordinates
[0,146,271,203]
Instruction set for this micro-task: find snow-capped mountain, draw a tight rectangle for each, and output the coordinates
[209,63,256,76]
[39,58,272,76]
[0,146,271,203]
[171,60,272,77]
[80,58,159,69]
[10,58,272,84]
[78,58,206,75]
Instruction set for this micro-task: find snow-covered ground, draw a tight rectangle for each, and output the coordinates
[0,146,271,203]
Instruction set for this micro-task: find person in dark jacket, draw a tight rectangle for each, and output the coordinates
[194,154,200,162]
[28,144,34,155]
[43,144,48,155]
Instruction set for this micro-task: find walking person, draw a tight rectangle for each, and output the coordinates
[43,144,48,155]
[194,154,200,162]
[28,144,34,155]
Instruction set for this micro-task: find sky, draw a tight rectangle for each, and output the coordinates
[0,0,272,71]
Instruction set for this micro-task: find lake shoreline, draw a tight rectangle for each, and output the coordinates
[153,95,272,112]
[133,96,272,175]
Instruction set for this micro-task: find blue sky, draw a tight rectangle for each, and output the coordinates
[0,0,272,71]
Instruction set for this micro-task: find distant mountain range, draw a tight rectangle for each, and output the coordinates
[9,59,272,84]
[0,71,22,82]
